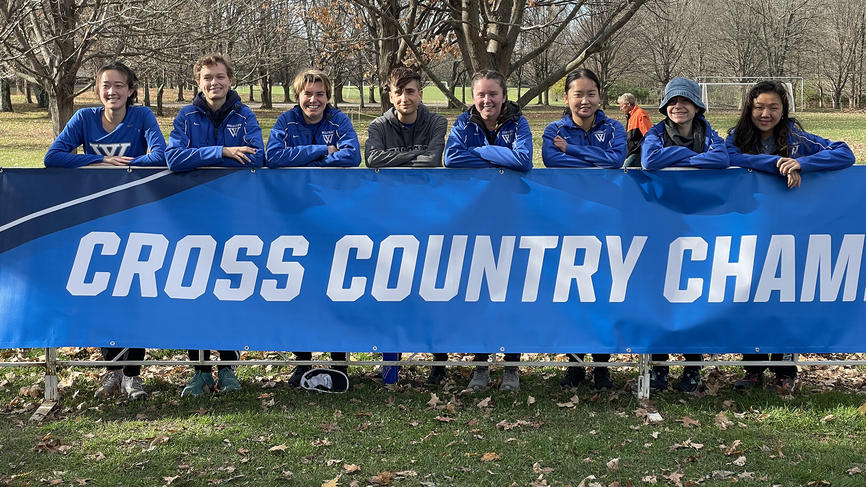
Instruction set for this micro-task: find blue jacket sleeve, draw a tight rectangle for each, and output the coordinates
[474,117,533,171]
[166,113,223,171]
[239,110,264,167]
[641,124,693,170]
[130,108,167,166]
[265,113,328,167]
[321,113,361,167]
[545,122,627,168]
[541,122,575,167]
[725,133,779,173]
[443,118,491,168]
[793,131,856,172]
[688,126,729,168]
[44,110,103,168]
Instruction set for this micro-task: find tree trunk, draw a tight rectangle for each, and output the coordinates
[249,84,255,102]
[333,81,344,107]
[143,78,151,107]
[358,78,365,109]
[157,81,165,117]
[25,82,32,104]
[34,84,49,108]
[368,84,376,105]
[177,80,184,102]
[1,78,12,112]
[46,80,76,136]
[259,71,272,109]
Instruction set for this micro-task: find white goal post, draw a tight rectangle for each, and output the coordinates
[695,76,804,113]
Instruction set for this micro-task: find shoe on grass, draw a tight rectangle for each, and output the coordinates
[559,366,586,388]
[649,368,669,391]
[181,370,214,397]
[121,375,148,401]
[733,372,763,390]
[466,366,490,390]
[774,376,795,395]
[675,367,701,393]
[426,366,446,386]
[593,367,613,391]
[95,369,123,399]
[500,366,520,391]
[217,368,242,393]
[287,365,312,387]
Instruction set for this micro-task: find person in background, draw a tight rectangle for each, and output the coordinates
[726,80,855,393]
[616,92,652,167]
[45,60,166,400]
[266,68,360,387]
[167,53,263,396]
[444,69,532,392]
[365,66,449,385]
[542,68,627,390]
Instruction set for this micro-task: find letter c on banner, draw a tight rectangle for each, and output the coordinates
[67,231,121,296]
[664,237,707,303]
[327,235,373,302]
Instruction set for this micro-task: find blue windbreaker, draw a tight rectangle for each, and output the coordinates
[265,105,361,167]
[166,91,264,171]
[444,102,533,171]
[641,117,729,170]
[542,110,626,168]
[726,122,855,173]
[44,106,166,167]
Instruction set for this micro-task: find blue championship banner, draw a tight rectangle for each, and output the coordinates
[1,167,864,354]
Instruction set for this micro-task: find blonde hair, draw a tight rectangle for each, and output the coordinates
[292,68,332,99]
[194,53,234,82]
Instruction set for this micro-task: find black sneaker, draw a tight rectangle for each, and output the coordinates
[733,372,763,390]
[426,366,446,386]
[593,368,613,391]
[287,365,311,387]
[675,367,701,393]
[649,368,668,391]
[559,366,586,388]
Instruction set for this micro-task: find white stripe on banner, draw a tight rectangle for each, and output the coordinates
[0,169,173,233]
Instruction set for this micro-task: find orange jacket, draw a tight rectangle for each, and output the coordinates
[625,105,652,158]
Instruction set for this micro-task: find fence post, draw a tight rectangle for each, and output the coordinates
[636,354,650,400]
[44,347,58,401]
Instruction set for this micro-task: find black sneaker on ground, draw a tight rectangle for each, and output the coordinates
[287,365,312,387]
[426,366,446,386]
[675,367,701,393]
[733,372,763,390]
[649,368,669,391]
[559,366,586,388]
[593,368,613,391]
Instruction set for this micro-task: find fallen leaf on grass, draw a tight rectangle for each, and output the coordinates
[163,476,179,485]
[848,466,862,476]
[557,395,580,408]
[480,452,501,462]
[775,440,785,458]
[732,455,747,466]
[724,440,743,456]
[820,414,835,423]
[74,479,90,485]
[426,393,440,408]
[434,416,453,423]
[269,444,288,452]
[715,411,733,430]
[344,464,361,474]
[85,451,105,461]
[312,438,332,447]
[858,402,866,415]
[370,471,393,485]
[476,397,491,408]
[676,416,700,428]
[669,439,703,451]
[606,458,619,471]
[664,471,684,487]
[641,475,657,484]
[526,396,535,406]
[321,475,340,487]
[532,462,553,474]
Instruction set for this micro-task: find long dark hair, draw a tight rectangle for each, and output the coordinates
[95,61,139,107]
[562,68,601,117]
[730,81,801,156]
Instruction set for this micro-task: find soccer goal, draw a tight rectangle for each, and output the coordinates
[696,77,803,112]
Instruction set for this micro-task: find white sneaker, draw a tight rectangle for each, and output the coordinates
[121,375,148,401]
[95,369,123,398]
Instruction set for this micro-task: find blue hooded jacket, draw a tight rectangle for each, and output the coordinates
[266,105,361,167]
[641,116,729,170]
[444,101,533,171]
[166,90,264,171]
[726,122,855,173]
[542,110,626,168]
[45,105,166,167]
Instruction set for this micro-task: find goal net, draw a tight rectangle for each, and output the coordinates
[696,77,802,113]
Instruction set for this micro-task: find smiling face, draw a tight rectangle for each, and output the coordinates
[666,96,697,125]
[750,91,783,138]
[98,69,132,111]
[472,78,505,123]
[565,76,600,124]
[197,62,231,108]
[389,79,423,122]
[299,81,329,124]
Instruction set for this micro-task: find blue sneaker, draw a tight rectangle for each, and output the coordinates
[217,368,242,393]
[181,370,214,397]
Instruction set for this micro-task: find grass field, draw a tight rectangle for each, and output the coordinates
[2,90,864,168]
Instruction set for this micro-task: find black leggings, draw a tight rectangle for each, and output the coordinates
[742,353,797,379]
[292,352,348,366]
[188,350,239,372]
[102,347,145,376]
[651,354,702,372]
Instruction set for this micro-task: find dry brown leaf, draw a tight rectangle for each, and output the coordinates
[321,475,340,487]
[715,411,733,430]
[163,476,179,485]
[532,462,553,474]
[858,402,866,415]
[847,466,862,476]
[526,396,536,406]
[775,440,785,458]
[664,471,684,487]
[434,416,453,423]
[820,414,835,423]
[732,455,747,467]
[606,458,620,471]
[344,464,361,474]
[269,444,288,452]
[74,479,90,486]
[370,471,393,485]
[480,452,501,462]
[641,475,657,484]
[676,416,700,428]
[724,439,743,456]
[476,397,491,408]
[426,393,440,408]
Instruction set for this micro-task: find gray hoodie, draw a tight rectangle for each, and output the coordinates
[365,103,447,167]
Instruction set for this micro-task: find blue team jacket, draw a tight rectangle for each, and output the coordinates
[725,122,855,173]
[265,105,361,167]
[444,102,533,171]
[166,93,264,171]
[44,106,166,167]
[641,117,729,170]
[542,110,626,168]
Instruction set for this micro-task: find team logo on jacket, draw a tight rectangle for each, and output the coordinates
[227,124,242,137]
[501,130,515,144]
[89,142,131,156]
[322,131,335,145]
[594,132,605,143]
